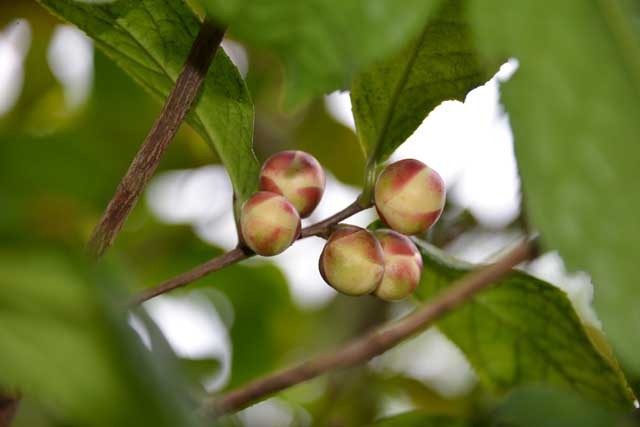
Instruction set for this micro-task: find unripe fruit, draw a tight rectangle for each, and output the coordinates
[240,191,301,256]
[374,159,445,235]
[259,150,326,218]
[319,225,385,296]
[373,230,423,301]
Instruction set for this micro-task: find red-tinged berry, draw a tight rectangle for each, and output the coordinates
[374,229,422,301]
[260,150,326,218]
[319,225,385,296]
[374,159,445,235]
[240,191,301,256]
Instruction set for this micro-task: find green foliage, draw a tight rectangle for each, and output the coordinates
[205,262,307,388]
[378,386,636,427]
[0,51,161,243]
[494,386,633,427]
[199,0,440,107]
[37,0,259,203]
[108,231,313,390]
[7,0,640,424]
[468,0,640,374]
[295,102,366,186]
[373,412,470,427]
[351,0,491,167]
[414,241,634,410]
[0,46,208,425]
[0,250,198,427]
[379,375,477,418]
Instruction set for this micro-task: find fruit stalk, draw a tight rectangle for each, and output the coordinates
[129,200,366,306]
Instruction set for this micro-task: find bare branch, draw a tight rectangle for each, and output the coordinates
[129,201,368,305]
[130,247,248,305]
[87,20,226,259]
[300,200,369,238]
[203,240,533,415]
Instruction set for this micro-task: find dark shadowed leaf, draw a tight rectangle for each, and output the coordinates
[199,0,439,107]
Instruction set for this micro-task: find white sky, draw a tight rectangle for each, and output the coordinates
[0,22,93,116]
[47,25,93,109]
[0,20,30,116]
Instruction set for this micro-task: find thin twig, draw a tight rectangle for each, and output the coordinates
[87,20,226,259]
[129,201,368,305]
[300,200,368,238]
[203,240,533,415]
[130,248,248,305]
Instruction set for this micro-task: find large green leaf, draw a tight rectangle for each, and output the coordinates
[37,0,259,203]
[0,250,199,427]
[351,0,491,167]
[414,241,634,410]
[468,1,640,373]
[199,0,440,107]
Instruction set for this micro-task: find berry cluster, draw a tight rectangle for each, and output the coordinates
[240,151,445,301]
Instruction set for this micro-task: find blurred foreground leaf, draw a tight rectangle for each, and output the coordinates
[469,0,640,374]
[37,0,259,203]
[414,241,634,410]
[199,0,439,107]
[351,0,491,168]
[0,250,199,426]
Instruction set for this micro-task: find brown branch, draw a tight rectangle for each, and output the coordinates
[203,240,533,415]
[87,20,226,259]
[300,200,369,238]
[0,394,19,427]
[130,247,248,305]
[129,201,368,305]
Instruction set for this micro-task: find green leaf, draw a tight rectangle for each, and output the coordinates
[351,0,491,167]
[413,241,634,410]
[494,386,633,427]
[373,387,633,427]
[0,250,199,427]
[467,0,640,373]
[207,262,307,388]
[378,375,476,418]
[295,102,366,186]
[37,0,259,203]
[199,0,440,107]
[179,357,222,387]
[373,412,470,427]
